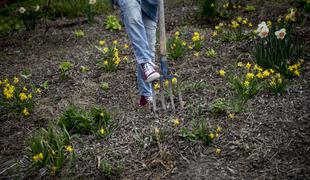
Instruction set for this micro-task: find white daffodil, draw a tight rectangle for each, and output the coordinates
[256,21,269,38]
[35,5,40,11]
[275,28,286,40]
[89,0,96,5]
[19,7,26,14]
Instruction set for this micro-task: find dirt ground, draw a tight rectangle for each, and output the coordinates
[0,0,310,179]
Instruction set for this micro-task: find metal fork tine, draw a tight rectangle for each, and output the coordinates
[177,79,184,109]
[160,79,166,110]
[151,85,157,114]
[168,78,175,113]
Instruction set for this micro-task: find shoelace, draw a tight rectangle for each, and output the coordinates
[143,63,154,76]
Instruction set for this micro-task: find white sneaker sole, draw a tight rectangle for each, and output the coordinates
[146,72,160,83]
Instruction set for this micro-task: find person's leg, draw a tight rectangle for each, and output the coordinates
[137,11,157,98]
[117,0,153,64]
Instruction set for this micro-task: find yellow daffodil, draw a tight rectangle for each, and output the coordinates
[182,41,187,46]
[245,63,251,69]
[237,16,243,22]
[124,56,128,62]
[237,62,244,67]
[243,81,250,87]
[164,80,169,88]
[262,70,270,77]
[212,31,218,37]
[173,118,180,126]
[103,47,109,53]
[32,153,43,162]
[228,113,235,119]
[113,40,118,45]
[215,133,219,139]
[188,45,193,50]
[218,70,225,77]
[256,73,263,79]
[294,70,300,76]
[267,20,272,27]
[22,108,30,116]
[99,40,105,46]
[36,88,42,94]
[154,82,160,91]
[28,93,32,99]
[13,77,19,84]
[65,146,74,153]
[215,148,221,155]
[175,31,180,36]
[99,128,105,135]
[248,22,253,27]
[124,44,129,49]
[246,73,255,80]
[104,60,108,65]
[253,64,262,71]
[23,87,28,92]
[209,133,215,140]
[172,77,177,85]
[100,112,104,117]
[194,52,199,57]
[19,93,27,101]
[216,126,222,133]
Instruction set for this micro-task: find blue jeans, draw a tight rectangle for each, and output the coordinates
[118,0,157,97]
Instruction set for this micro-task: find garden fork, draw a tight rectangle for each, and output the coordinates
[151,0,184,114]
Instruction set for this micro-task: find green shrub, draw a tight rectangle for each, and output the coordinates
[0,76,41,119]
[105,15,121,31]
[199,0,217,17]
[95,40,123,72]
[167,31,187,60]
[58,106,114,138]
[208,97,227,114]
[59,61,73,79]
[26,122,76,176]
[180,107,212,145]
[18,5,41,30]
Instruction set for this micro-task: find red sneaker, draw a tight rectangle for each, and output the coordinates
[141,62,160,83]
[139,96,153,107]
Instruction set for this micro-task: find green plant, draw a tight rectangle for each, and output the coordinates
[267,73,288,94]
[180,107,212,145]
[80,65,89,73]
[85,0,96,23]
[245,5,256,12]
[99,153,123,178]
[167,31,187,60]
[74,29,85,37]
[18,5,40,30]
[26,122,76,176]
[220,17,253,42]
[101,82,109,92]
[58,106,114,138]
[0,76,41,119]
[105,15,121,31]
[199,0,217,17]
[58,106,93,134]
[95,41,122,72]
[208,97,227,114]
[205,48,217,58]
[226,63,265,100]
[253,21,304,77]
[191,32,204,51]
[59,61,73,79]
[150,126,167,145]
